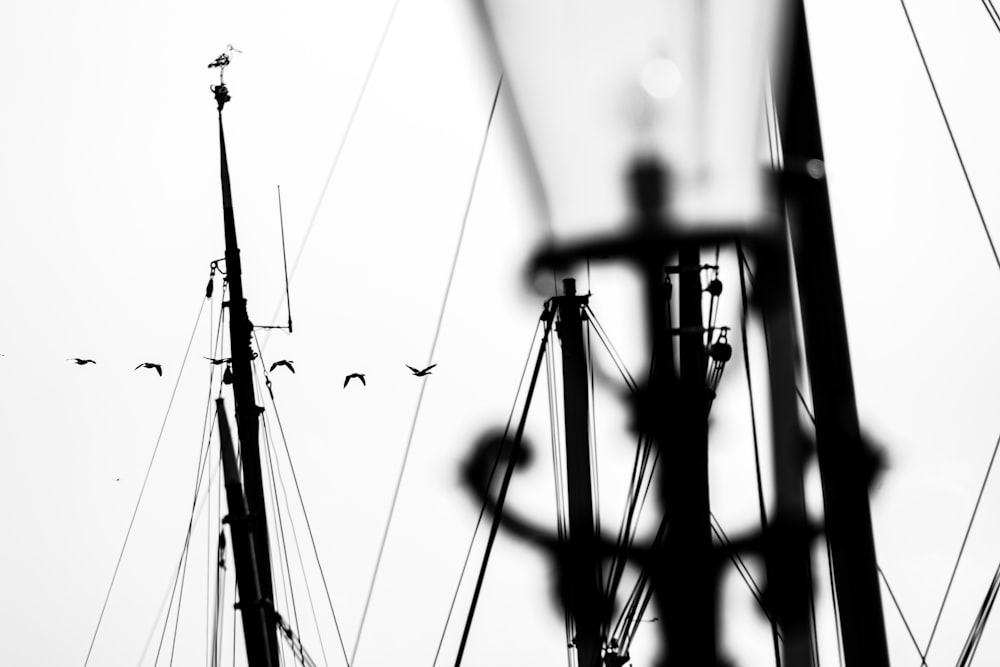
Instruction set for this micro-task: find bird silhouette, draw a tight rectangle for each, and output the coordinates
[344,373,366,388]
[204,357,231,365]
[269,360,295,374]
[134,362,163,376]
[68,358,96,365]
[207,52,230,69]
[406,363,437,377]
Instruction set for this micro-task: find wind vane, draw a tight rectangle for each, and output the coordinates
[209,44,241,111]
[207,44,242,84]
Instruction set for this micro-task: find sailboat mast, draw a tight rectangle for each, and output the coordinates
[553,278,603,667]
[778,4,891,665]
[213,82,281,667]
[656,243,717,664]
[216,398,277,666]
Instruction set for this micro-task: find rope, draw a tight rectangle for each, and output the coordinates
[350,74,504,666]
[431,318,545,666]
[899,0,1000,275]
[81,295,207,667]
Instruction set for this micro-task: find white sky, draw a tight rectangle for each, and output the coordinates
[3,1,1000,666]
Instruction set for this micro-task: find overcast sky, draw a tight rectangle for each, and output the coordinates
[4,1,1000,666]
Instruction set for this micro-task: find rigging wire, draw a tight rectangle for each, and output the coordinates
[546,320,577,659]
[277,185,293,332]
[582,305,638,393]
[430,318,545,667]
[981,0,1000,34]
[585,316,603,588]
[578,303,676,655]
[81,294,208,667]
[898,0,1000,275]
[954,559,1000,667]
[876,566,925,662]
[266,0,403,332]
[709,514,781,632]
[253,332,351,667]
[350,73,504,666]
[736,244,782,667]
[139,286,225,667]
[156,431,214,667]
[920,428,1000,663]
[453,306,556,667]
[579,304,645,592]
[254,355,331,667]
[156,337,226,667]
[134,457,222,667]
[585,293,773,655]
[255,368,306,667]
[167,402,223,666]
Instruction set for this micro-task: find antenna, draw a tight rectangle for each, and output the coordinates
[277,185,293,333]
[254,186,294,333]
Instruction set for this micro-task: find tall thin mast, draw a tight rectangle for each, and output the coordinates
[553,278,603,667]
[214,82,281,667]
[655,244,716,665]
[216,398,276,667]
[777,4,891,664]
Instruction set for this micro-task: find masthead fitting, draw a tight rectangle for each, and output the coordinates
[212,83,231,111]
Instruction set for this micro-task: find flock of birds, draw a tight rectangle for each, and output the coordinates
[344,363,437,387]
[64,357,437,387]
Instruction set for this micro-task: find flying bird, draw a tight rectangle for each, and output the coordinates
[68,358,96,365]
[269,360,295,374]
[406,364,437,377]
[344,373,366,388]
[134,362,163,376]
[204,357,231,365]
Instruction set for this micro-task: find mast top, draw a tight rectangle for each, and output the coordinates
[213,83,231,112]
[208,44,241,110]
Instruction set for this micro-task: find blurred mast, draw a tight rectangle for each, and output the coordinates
[777,3,891,664]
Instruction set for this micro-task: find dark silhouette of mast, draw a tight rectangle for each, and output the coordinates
[552,278,603,667]
[213,80,281,667]
[660,242,716,664]
[216,398,276,666]
[778,4,891,664]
